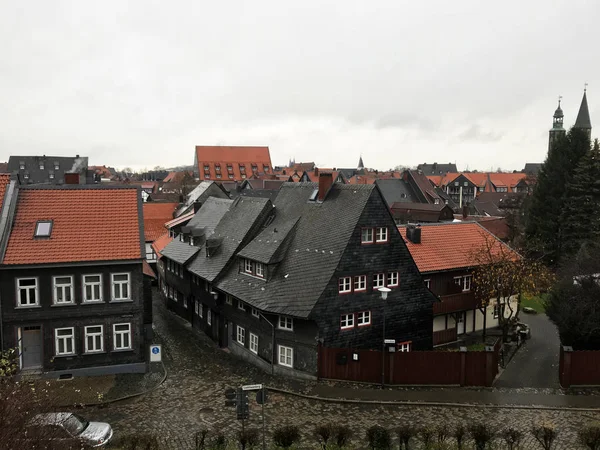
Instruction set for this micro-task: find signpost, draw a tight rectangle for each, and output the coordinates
[242,384,263,391]
[149,345,162,362]
[224,385,268,450]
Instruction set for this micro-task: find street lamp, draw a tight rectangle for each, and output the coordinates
[379,287,391,388]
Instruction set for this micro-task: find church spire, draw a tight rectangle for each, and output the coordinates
[358,155,364,170]
[574,84,592,137]
[549,96,566,152]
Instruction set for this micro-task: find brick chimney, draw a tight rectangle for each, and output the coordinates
[314,167,319,177]
[406,224,422,244]
[462,204,469,219]
[318,172,333,201]
[64,173,80,185]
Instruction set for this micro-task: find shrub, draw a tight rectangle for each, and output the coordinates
[113,434,161,450]
[531,423,557,450]
[501,427,522,450]
[195,429,209,450]
[436,424,449,445]
[366,425,392,450]
[210,432,228,450]
[468,423,495,450]
[238,428,260,450]
[579,424,600,450]
[333,424,352,448]
[396,424,416,450]
[419,426,435,449]
[453,424,466,450]
[273,425,301,449]
[315,423,333,450]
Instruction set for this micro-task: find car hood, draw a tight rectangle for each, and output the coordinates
[79,421,112,444]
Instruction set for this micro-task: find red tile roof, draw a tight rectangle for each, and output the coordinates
[398,222,518,273]
[165,211,194,229]
[143,202,177,242]
[143,260,157,279]
[3,187,142,265]
[0,174,12,211]
[196,146,272,182]
[151,233,173,258]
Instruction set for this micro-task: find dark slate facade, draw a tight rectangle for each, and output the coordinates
[159,179,435,380]
[7,155,91,185]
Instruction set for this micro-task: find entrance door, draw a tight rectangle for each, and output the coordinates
[456,314,465,335]
[21,326,42,369]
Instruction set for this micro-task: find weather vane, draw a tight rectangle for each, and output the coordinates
[585,82,588,92]
[558,95,562,106]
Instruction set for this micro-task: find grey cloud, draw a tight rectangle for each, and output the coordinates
[457,125,503,143]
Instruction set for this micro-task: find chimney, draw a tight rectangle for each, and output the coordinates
[314,167,319,176]
[64,173,80,185]
[402,170,409,182]
[193,201,203,213]
[462,204,469,219]
[318,172,334,201]
[406,224,422,244]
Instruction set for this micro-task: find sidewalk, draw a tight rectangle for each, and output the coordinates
[303,383,600,410]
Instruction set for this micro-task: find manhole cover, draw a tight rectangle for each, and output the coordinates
[199,407,214,414]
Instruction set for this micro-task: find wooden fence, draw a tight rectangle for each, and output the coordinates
[559,346,600,388]
[317,340,500,387]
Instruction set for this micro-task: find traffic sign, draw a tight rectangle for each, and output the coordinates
[256,389,268,405]
[384,339,396,344]
[149,345,162,362]
[224,388,236,400]
[242,384,263,391]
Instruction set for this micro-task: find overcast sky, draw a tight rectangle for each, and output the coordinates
[1,1,598,172]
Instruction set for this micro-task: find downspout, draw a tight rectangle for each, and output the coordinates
[259,312,275,375]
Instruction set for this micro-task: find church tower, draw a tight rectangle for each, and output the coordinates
[358,156,364,170]
[549,97,566,152]
[574,86,592,139]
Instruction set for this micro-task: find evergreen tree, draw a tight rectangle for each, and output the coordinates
[560,139,600,258]
[525,127,591,264]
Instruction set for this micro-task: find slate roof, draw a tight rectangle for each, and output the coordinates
[187,197,233,236]
[575,90,592,129]
[142,202,178,241]
[175,181,229,217]
[7,155,89,185]
[417,163,457,175]
[398,222,518,273]
[161,239,201,265]
[375,179,419,206]
[237,217,299,264]
[216,183,375,318]
[187,196,272,283]
[2,185,143,265]
[143,260,157,279]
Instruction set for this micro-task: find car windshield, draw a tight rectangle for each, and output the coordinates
[62,414,88,436]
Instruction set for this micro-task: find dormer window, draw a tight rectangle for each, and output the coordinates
[23,173,29,180]
[215,164,221,173]
[242,259,265,278]
[204,165,210,171]
[263,165,270,173]
[39,162,45,170]
[251,164,258,172]
[54,162,59,170]
[49,172,55,179]
[35,221,53,237]
[227,164,233,172]
[239,164,246,173]
[19,161,25,170]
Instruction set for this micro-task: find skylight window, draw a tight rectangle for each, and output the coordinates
[309,189,319,202]
[35,221,53,237]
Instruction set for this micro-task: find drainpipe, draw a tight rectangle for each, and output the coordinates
[259,313,275,375]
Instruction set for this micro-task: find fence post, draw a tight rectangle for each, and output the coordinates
[459,346,467,386]
[485,345,495,387]
[560,346,573,388]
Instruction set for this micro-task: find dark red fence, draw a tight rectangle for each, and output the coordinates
[560,346,600,387]
[433,328,457,346]
[318,340,500,387]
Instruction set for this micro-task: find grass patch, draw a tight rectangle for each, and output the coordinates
[521,294,547,314]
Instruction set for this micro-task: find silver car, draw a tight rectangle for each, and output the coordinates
[28,412,113,447]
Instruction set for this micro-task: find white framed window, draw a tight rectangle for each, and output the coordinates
[387,272,399,287]
[340,313,354,329]
[113,323,132,350]
[252,308,259,318]
[53,276,74,305]
[373,273,385,288]
[249,333,259,354]
[199,302,204,318]
[55,327,75,356]
[338,277,352,293]
[376,227,388,243]
[237,326,245,345]
[354,275,366,292]
[83,274,103,302]
[39,162,45,170]
[424,279,431,289]
[454,275,472,292]
[255,262,264,278]
[493,304,499,319]
[194,300,199,315]
[361,228,374,244]
[183,296,188,309]
[207,309,212,325]
[357,311,371,326]
[238,300,246,311]
[54,162,59,170]
[226,295,233,305]
[278,316,293,331]
[49,172,54,179]
[17,278,38,307]
[84,325,104,353]
[244,259,253,274]
[278,345,293,368]
[173,290,178,302]
[398,341,411,352]
[111,273,130,301]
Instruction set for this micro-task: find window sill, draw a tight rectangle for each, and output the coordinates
[82,300,105,305]
[83,351,106,355]
[51,303,77,307]
[277,327,294,332]
[15,305,42,309]
[111,348,133,353]
[54,354,76,358]
[110,299,133,303]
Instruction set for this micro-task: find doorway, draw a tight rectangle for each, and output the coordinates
[20,326,42,369]
[456,313,465,335]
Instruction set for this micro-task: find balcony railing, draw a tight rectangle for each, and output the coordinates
[434,292,480,315]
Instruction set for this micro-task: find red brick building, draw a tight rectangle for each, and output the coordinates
[195,146,273,181]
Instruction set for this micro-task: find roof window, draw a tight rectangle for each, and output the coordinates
[35,221,53,238]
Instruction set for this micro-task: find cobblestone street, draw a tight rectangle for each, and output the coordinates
[86,290,600,449]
